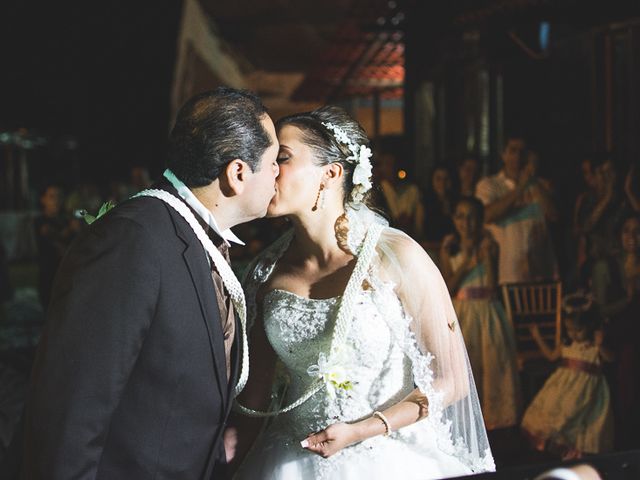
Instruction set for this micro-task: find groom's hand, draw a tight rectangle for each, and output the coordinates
[300,423,359,458]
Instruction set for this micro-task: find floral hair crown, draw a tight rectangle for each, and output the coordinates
[562,292,594,314]
[321,121,373,204]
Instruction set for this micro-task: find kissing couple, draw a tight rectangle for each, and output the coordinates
[14,87,494,480]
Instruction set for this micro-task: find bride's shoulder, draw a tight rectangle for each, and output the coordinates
[241,228,294,284]
[378,227,435,268]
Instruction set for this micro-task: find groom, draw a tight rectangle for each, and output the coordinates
[14,87,279,479]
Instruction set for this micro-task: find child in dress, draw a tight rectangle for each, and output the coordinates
[521,294,614,458]
[441,196,521,430]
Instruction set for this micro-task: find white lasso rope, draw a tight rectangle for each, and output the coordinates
[235,222,384,417]
[134,189,250,397]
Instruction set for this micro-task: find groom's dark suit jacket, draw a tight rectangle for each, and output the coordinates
[17,181,240,479]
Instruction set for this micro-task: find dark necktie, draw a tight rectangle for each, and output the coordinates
[210,239,236,381]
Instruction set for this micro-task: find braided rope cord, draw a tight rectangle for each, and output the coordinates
[234,222,385,417]
[134,189,250,397]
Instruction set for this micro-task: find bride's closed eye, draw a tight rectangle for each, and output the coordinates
[277,154,290,164]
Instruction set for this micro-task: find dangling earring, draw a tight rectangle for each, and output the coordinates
[312,183,325,211]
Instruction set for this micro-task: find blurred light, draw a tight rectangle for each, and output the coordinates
[388,1,397,9]
[376,16,386,26]
[397,169,407,180]
[539,21,550,52]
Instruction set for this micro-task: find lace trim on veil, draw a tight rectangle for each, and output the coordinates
[371,283,495,472]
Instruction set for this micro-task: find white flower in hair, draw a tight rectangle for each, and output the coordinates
[322,122,373,204]
[353,145,373,188]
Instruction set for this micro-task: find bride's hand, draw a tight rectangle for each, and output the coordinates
[300,422,360,458]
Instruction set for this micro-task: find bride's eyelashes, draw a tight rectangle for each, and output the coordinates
[277,155,290,164]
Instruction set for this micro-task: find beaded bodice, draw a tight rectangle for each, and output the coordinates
[262,286,413,439]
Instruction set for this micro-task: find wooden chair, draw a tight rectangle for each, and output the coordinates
[501,281,562,403]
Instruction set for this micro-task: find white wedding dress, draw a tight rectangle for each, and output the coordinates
[235,207,495,480]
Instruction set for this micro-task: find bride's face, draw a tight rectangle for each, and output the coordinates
[268,125,324,217]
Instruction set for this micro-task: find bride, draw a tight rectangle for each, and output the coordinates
[231,106,495,479]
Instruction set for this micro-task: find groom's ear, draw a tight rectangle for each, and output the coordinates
[222,159,247,196]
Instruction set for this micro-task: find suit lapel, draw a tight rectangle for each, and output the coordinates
[157,181,228,408]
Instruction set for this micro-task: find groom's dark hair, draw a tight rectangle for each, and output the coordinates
[168,87,272,187]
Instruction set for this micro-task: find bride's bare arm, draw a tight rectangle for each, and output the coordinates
[303,388,428,458]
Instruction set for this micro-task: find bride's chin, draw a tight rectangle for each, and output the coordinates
[266,204,284,218]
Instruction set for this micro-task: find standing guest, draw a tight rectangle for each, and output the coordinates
[64,181,103,219]
[129,165,153,193]
[423,164,456,255]
[33,185,79,308]
[375,151,424,241]
[475,135,558,285]
[572,156,600,288]
[624,163,640,213]
[441,196,521,431]
[591,213,640,450]
[0,243,12,303]
[456,156,481,197]
[581,155,630,262]
[521,295,614,459]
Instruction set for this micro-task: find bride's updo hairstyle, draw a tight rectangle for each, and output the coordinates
[275,105,373,207]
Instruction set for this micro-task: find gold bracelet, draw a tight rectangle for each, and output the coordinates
[372,410,391,436]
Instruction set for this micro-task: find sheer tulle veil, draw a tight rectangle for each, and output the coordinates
[240,202,495,473]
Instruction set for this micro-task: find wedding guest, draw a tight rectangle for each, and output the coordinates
[375,151,424,241]
[522,295,614,459]
[572,156,599,288]
[129,165,152,194]
[64,181,103,218]
[423,163,456,253]
[581,155,630,262]
[0,243,12,303]
[475,134,558,284]
[591,213,640,449]
[534,463,603,480]
[456,156,480,198]
[33,185,79,308]
[624,163,640,213]
[441,196,521,431]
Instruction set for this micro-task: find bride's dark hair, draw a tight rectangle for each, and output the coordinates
[275,105,373,206]
[276,106,377,253]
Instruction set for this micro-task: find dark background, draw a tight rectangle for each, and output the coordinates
[1,1,182,187]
